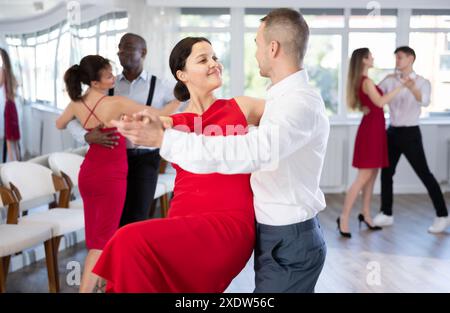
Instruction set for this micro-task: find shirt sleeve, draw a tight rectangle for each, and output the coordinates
[418,79,431,107]
[66,119,88,144]
[160,97,329,174]
[377,75,392,94]
[161,78,176,104]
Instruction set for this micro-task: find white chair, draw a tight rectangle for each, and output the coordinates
[0,186,58,293]
[48,152,85,210]
[0,162,85,292]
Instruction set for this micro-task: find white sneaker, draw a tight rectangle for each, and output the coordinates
[428,217,449,234]
[373,213,394,226]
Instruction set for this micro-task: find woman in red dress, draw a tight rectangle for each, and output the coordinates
[92,37,265,292]
[0,48,21,162]
[338,48,405,238]
[56,55,173,292]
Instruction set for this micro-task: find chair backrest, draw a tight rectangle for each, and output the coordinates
[27,154,50,168]
[0,162,69,212]
[0,186,20,224]
[48,152,84,187]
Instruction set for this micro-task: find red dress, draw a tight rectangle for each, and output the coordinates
[3,76,20,141]
[352,76,389,169]
[93,98,255,292]
[78,96,127,249]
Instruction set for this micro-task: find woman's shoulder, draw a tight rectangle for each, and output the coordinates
[361,76,376,89]
[233,96,264,107]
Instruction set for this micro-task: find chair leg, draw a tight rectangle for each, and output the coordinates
[0,256,10,293]
[44,239,58,293]
[160,194,169,218]
[51,236,62,292]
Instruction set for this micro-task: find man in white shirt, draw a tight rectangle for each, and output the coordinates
[112,9,330,293]
[374,46,449,233]
[67,33,179,226]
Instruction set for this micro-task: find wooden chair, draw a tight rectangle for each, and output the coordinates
[48,152,85,210]
[0,162,85,292]
[0,186,58,292]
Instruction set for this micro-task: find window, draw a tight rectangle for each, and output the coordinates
[180,8,230,28]
[349,9,397,28]
[306,35,342,115]
[409,9,450,114]
[410,9,450,28]
[180,8,231,99]
[410,32,450,114]
[244,9,343,115]
[302,8,345,28]
[5,11,128,109]
[348,32,397,84]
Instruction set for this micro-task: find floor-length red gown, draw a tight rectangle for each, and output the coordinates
[92,98,256,292]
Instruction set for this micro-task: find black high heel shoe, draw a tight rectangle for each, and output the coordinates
[358,214,382,231]
[336,217,352,238]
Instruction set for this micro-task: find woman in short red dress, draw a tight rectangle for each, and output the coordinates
[337,48,405,238]
[56,55,172,292]
[92,37,265,292]
[0,48,21,162]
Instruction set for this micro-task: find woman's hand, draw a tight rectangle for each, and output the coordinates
[159,116,173,129]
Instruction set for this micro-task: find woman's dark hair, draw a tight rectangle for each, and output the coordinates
[169,37,211,101]
[64,55,111,101]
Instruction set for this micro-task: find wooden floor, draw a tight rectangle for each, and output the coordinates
[4,193,450,293]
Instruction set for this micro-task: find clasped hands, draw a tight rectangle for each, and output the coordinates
[110,109,172,148]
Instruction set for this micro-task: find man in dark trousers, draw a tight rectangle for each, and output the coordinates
[67,33,179,226]
[374,46,449,233]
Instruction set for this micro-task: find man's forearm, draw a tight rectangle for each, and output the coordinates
[160,125,280,174]
[411,87,422,102]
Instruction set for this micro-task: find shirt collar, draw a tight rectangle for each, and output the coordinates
[117,69,149,82]
[267,69,309,98]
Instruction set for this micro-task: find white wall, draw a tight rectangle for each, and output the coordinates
[322,120,450,194]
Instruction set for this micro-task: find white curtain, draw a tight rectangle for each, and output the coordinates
[122,0,180,81]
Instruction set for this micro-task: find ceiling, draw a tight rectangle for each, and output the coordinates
[0,0,65,20]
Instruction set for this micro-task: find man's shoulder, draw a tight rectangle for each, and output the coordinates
[277,86,326,114]
[415,74,430,84]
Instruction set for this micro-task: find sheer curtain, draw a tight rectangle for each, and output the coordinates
[125,1,180,80]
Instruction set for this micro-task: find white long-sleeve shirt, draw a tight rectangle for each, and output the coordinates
[160,70,330,226]
[378,71,431,127]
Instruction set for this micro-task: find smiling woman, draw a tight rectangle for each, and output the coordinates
[90,36,265,292]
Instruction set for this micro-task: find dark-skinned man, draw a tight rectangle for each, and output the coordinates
[67,32,180,226]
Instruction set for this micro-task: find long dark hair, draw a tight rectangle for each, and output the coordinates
[169,37,211,102]
[64,55,111,101]
[0,48,18,102]
[347,47,370,111]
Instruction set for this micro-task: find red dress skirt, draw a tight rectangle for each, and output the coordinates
[78,128,128,250]
[352,76,389,169]
[4,99,20,140]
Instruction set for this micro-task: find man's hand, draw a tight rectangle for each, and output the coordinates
[84,123,120,148]
[403,77,416,90]
[111,111,165,148]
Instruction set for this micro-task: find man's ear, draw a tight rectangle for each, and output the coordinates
[141,48,147,58]
[270,40,280,58]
